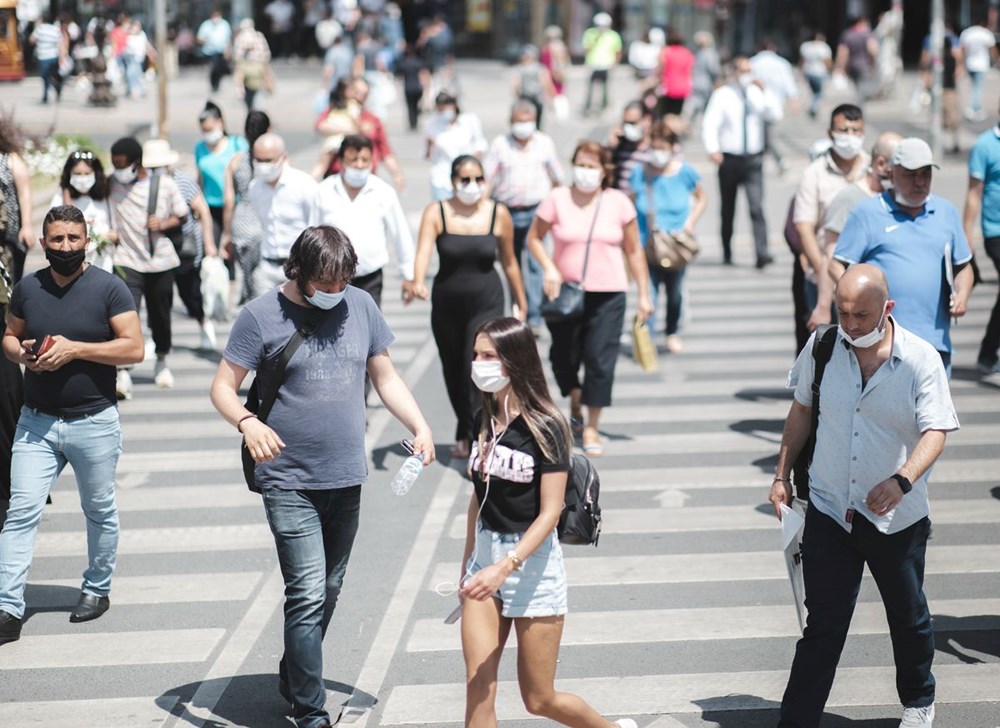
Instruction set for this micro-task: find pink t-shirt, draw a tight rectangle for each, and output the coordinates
[536,187,636,293]
[660,45,695,100]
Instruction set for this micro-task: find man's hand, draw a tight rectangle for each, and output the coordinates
[411,429,436,466]
[806,304,832,332]
[865,477,904,516]
[950,293,969,318]
[769,477,793,519]
[401,280,416,304]
[241,418,286,463]
[32,335,78,372]
[709,152,723,166]
[148,215,164,232]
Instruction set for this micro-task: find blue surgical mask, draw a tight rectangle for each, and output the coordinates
[305,287,346,310]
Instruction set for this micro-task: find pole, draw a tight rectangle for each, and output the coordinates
[154,0,168,139]
[929,0,943,160]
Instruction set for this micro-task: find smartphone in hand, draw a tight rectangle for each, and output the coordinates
[25,336,54,358]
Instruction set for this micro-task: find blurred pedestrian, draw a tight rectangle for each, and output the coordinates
[411,155,526,457]
[607,100,651,196]
[751,39,798,173]
[222,111,271,305]
[919,22,963,154]
[459,315,637,728]
[511,44,553,128]
[960,19,997,121]
[232,18,273,112]
[313,78,361,178]
[0,118,34,283]
[485,99,564,330]
[582,13,622,116]
[398,43,430,131]
[29,12,66,105]
[799,32,833,120]
[263,0,295,59]
[631,120,707,353]
[49,150,116,273]
[628,27,664,82]
[123,19,154,99]
[322,31,354,92]
[196,5,232,94]
[684,31,720,125]
[526,141,653,456]
[835,16,878,103]
[702,56,783,267]
[540,25,570,118]
[652,28,694,118]
[424,92,487,201]
[874,2,903,96]
[325,76,405,189]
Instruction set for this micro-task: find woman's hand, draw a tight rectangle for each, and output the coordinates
[542,266,563,300]
[459,562,511,601]
[241,418,286,463]
[410,281,429,301]
[636,293,654,322]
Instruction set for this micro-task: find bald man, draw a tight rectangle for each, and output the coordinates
[247,133,319,294]
[770,264,957,728]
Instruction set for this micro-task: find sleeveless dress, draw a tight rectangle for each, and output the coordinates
[430,201,505,441]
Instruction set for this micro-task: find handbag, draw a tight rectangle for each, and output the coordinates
[643,177,700,270]
[558,453,602,546]
[631,315,658,372]
[148,171,197,259]
[241,311,323,493]
[540,192,603,324]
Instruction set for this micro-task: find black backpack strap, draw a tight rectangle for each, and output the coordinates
[808,323,839,459]
[256,309,323,423]
[146,171,162,257]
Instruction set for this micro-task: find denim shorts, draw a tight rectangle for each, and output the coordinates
[466,522,567,618]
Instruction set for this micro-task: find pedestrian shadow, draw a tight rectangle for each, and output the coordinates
[188,348,224,365]
[20,584,89,620]
[159,675,375,728]
[733,387,795,403]
[933,615,1000,663]
[693,696,897,726]
[991,486,1000,501]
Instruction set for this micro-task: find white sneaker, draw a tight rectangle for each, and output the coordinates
[144,338,155,361]
[115,369,133,400]
[153,359,174,389]
[199,320,217,351]
[900,703,934,727]
[614,720,638,728]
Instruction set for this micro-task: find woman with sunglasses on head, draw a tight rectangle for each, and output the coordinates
[49,150,116,272]
[526,140,653,457]
[411,155,527,459]
[459,316,637,728]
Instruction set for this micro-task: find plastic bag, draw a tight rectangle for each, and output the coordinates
[553,94,570,121]
[201,256,230,322]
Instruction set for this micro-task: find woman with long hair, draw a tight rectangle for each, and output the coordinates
[0,115,33,283]
[527,140,652,457]
[49,150,115,271]
[411,155,526,459]
[459,316,636,728]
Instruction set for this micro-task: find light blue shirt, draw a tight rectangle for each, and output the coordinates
[833,191,972,354]
[630,162,700,243]
[788,320,959,535]
[967,126,1000,238]
[197,18,232,55]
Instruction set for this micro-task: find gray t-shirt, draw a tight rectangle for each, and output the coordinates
[823,182,871,235]
[224,286,394,490]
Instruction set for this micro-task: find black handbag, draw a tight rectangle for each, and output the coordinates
[540,192,603,324]
[148,170,197,259]
[241,311,323,493]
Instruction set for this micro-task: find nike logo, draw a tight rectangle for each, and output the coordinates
[884,224,899,233]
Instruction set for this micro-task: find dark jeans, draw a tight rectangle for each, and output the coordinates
[404,89,422,130]
[718,153,769,263]
[353,269,384,402]
[547,291,626,408]
[977,236,1000,367]
[647,265,685,335]
[36,57,62,102]
[121,267,174,356]
[779,508,934,727]
[263,485,362,728]
[584,68,609,112]
[509,206,543,326]
[805,73,824,117]
[174,263,204,322]
[206,52,228,92]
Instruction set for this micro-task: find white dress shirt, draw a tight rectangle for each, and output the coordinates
[311,173,415,279]
[701,82,784,156]
[247,164,318,261]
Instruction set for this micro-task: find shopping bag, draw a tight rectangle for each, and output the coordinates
[631,315,658,372]
[553,94,570,121]
[201,256,230,322]
[779,499,808,634]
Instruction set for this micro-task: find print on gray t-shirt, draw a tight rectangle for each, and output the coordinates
[224,286,395,490]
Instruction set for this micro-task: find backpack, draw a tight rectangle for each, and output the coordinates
[558,453,602,546]
[791,324,839,501]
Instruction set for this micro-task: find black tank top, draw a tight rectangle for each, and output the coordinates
[434,201,500,285]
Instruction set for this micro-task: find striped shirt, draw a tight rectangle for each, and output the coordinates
[33,23,62,61]
[484,132,563,210]
[109,174,187,273]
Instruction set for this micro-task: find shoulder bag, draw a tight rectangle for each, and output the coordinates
[241,311,323,493]
[540,192,603,324]
[643,175,700,271]
[148,171,198,260]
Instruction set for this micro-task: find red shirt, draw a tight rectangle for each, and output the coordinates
[659,45,695,100]
[321,109,393,177]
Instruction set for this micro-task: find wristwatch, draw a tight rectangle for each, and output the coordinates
[891,473,913,494]
[506,550,524,571]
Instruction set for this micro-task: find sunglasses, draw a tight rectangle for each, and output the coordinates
[70,150,96,160]
[458,175,485,185]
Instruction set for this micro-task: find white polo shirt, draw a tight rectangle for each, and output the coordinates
[788,319,960,535]
[247,164,318,262]
[310,174,414,280]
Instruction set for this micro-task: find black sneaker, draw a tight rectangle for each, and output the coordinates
[755,254,774,270]
[0,610,22,645]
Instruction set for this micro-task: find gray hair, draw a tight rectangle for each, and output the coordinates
[511,98,538,119]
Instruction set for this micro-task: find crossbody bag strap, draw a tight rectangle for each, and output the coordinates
[579,191,603,286]
[809,324,839,440]
[256,309,323,422]
[146,172,160,257]
[644,173,658,236]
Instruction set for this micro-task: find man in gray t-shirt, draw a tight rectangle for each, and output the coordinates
[211,226,435,727]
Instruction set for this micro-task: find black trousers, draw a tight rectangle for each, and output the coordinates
[718,153,769,263]
[353,269,383,309]
[977,236,1000,367]
[2,242,27,284]
[584,69,609,112]
[207,53,228,92]
[174,263,205,322]
[547,291,626,408]
[405,90,422,131]
[209,206,235,281]
[121,267,175,357]
[779,508,934,726]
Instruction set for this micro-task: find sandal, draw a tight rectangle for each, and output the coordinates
[582,428,603,457]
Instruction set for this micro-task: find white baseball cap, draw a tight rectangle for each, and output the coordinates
[891,137,939,170]
[594,12,612,28]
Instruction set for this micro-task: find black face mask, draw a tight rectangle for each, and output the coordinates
[46,248,87,277]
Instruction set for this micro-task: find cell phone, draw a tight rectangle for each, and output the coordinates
[25,336,54,358]
[444,604,462,625]
[400,439,415,455]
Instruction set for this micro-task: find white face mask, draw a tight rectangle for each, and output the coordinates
[738,73,754,89]
[342,165,370,188]
[305,286,346,310]
[649,149,672,168]
[203,128,224,145]
[831,133,865,160]
[893,190,927,208]
[455,182,483,205]
[511,121,536,140]
[838,304,888,349]
[69,174,96,194]
[439,108,457,122]
[254,161,282,183]
[113,165,138,185]
[573,166,602,192]
[622,123,644,143]
[471,360,510,393]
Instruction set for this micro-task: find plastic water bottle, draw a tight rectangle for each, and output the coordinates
[391,455,424,495]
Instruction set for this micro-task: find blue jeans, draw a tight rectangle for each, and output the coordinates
[778,507,934,727]
[262,485,361,728]
[969,70,985,114]
[509,206,544,326]
[36,57,61,102]
[647,264,685,335]
[0,405,122,619]
[121,55,143,97]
